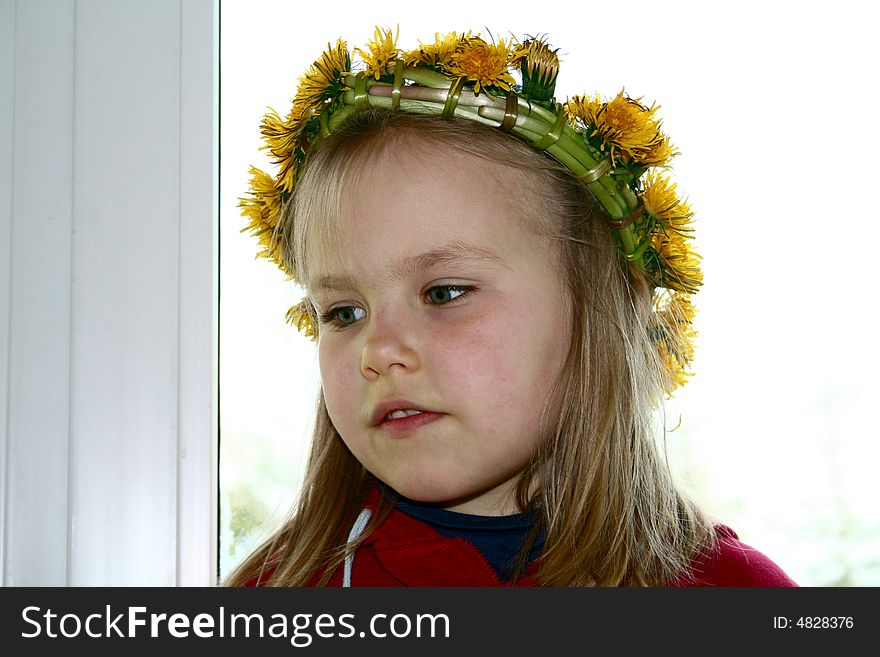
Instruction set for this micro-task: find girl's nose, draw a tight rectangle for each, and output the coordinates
[360,308,421,380]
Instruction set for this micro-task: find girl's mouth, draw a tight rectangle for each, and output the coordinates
[378,410,445,436]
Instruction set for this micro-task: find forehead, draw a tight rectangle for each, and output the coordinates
[303,143,534,289]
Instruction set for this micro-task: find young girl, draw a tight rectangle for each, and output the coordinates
[228,29,797,587]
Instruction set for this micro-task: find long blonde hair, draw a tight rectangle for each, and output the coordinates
[225,110,716,587]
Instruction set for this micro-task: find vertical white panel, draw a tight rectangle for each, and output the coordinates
[177,0,219,586]
[4,0,75,586]
[68,0,182,585]
[2,0,218,586]
[0,0,15,585]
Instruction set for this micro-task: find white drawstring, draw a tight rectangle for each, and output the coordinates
[343,508,372,587]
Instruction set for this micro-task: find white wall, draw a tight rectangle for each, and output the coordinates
[0,0,218,586]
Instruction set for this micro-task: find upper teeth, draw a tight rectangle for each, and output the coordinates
[386,409,423,420]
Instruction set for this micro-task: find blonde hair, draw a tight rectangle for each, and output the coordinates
[225,110,716,587]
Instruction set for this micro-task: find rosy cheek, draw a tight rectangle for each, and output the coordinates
[435,308,521,396]
[319,345,352,419]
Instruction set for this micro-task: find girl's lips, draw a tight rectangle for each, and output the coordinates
[377,410,445,437]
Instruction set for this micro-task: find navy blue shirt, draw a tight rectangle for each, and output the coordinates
[383,486,545,581]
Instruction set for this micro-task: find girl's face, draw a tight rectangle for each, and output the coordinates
[308,142,571,515]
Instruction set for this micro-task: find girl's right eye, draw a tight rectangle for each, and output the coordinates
[319,306,365,329]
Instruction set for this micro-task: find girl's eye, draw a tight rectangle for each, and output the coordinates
[425,285,474,305]
[318,286,475,331]
[319,305,365,329]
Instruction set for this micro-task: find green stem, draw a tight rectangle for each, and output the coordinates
[327,104,357,132]
[398,65,455,88]
[344,66,453,90]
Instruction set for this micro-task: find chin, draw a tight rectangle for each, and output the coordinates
[379,473,468,505]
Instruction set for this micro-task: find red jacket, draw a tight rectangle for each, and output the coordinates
[250,487,798,587]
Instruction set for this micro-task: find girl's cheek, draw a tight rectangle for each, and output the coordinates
[318,343,353,404]
[435,309,515,378]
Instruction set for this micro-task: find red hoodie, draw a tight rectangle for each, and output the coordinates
[247,486,798,587]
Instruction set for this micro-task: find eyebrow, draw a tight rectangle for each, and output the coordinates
[309,241,506,293]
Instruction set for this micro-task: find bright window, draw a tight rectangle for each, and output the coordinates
[219,0,880,585]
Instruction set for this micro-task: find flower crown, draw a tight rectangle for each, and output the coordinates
[240,27,701,394]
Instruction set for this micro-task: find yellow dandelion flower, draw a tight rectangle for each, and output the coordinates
[239,166,291,277]
[643,173,694,236]
[444,35,518,93]
[652,231,702,294]
[240,166,280,230]
[658,339,693,393]
[645,138,677,168]
[566,92,675,166]
[355,26,400,80]
[295,39,351,111]
[402,31,467,68]
[654,290,697,330]
[651,290,697,393]
[286,300,317,340]
[512,36,560,101]
[260,104,311,193]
